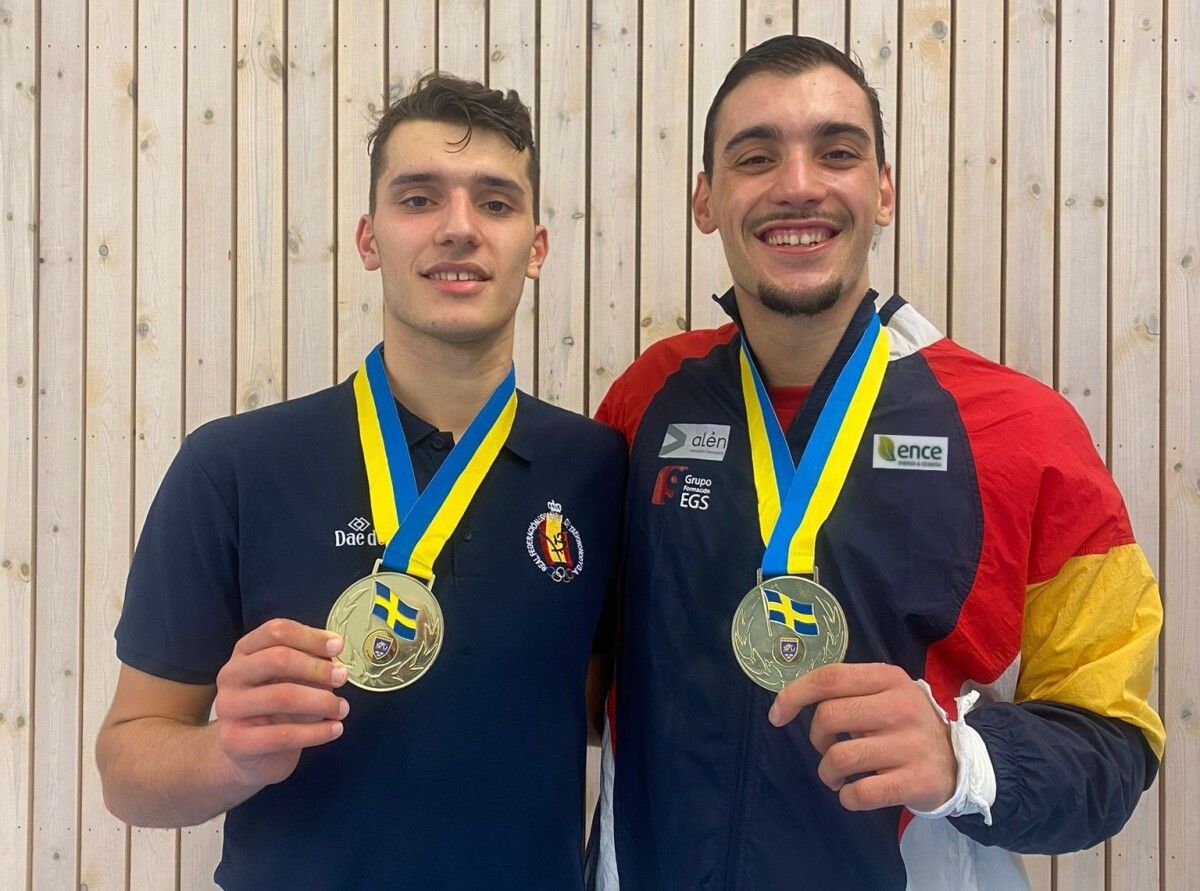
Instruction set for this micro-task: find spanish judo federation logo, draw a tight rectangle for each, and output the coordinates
[526,500,584,583]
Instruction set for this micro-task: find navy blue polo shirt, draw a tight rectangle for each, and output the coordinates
[116,376,626,890]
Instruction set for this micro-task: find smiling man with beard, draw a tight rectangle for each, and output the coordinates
[589,35,1164,891]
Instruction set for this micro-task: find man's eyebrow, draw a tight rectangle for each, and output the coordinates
[387,171,439,189]
[722,123,782,156]
[385,171,527,194]
[474,174,526,194]
[813,120,872,145]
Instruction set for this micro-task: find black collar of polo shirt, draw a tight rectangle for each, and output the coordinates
[392,390,536,463]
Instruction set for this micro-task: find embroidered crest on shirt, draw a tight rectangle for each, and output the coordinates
[526,500,584,582]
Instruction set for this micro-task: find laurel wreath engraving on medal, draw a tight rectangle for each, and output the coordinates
[731,576,848,693]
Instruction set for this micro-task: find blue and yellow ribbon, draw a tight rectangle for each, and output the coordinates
[740,313,890,577]
[354,343,517,580]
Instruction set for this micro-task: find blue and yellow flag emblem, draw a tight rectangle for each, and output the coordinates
[372,580,420,642]
[763,588,818,637]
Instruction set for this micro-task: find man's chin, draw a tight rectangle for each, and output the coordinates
[424,323,504,346]
[424,311,519,347]
[755,278,844,318]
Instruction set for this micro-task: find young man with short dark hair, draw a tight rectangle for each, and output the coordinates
[97,73,624,889]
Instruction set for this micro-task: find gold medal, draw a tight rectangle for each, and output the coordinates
[731,572,847,692]
[327,567,444,692]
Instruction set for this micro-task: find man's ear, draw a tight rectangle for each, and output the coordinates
[875,162,895,228]
[693,172,717,235]
[525,224,549,280]
[355,214,381,271]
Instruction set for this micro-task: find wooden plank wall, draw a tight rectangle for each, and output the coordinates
[1,1,1196,888]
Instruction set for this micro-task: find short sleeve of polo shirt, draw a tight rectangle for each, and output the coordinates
[116,434,242,685]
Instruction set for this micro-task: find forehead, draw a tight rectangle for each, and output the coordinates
[381,119,532,190]
[713,66,874,144]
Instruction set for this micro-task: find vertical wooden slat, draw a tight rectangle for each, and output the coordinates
[1057,0,1110,450]
[1056,5,1108,888]
[1002,0,1055,382]
[135,0,186,495]
[538,0,587,408]
[947,2,1003,361]
[744,0,792,48]
[0,0,38,885]
[637,1,689,352]
[237,0,285,412]
[389,0,435,90]
[1161,0,1200,888]
[79,2,134,888]
[851,0,899,300]
[588,0,639,394]
[32,2,86,885]
[488,0,538,393]
[896,0,950,330]
[1004,4,1061,885]
[129,3,189,884]
[688,0,738,333]
[179,3,236,884]
[1107,3,1163,888]
[184,0,235,433]
[795,1,845,47]
[439,0,486,83]
[287,1,336,397]
[335,1,385,379]
[1163,0,1200,886]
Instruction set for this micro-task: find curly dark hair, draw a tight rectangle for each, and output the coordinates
[366,72,538,215]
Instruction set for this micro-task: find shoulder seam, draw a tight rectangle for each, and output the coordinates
[182,436,239,529]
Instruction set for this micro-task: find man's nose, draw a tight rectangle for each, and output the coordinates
[435,192,482,246]
[766,153,828,208]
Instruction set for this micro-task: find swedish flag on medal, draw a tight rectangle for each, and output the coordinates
[762,587,819,637]
[372,580,420,642]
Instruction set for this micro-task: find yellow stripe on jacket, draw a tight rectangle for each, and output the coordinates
[1016,542,1165,759]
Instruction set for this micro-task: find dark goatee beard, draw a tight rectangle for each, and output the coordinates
[756,278,843,317]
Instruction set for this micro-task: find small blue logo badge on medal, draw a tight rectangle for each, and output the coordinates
[363,628,398,665]
[372,633,395,660]
[777,636,800,664]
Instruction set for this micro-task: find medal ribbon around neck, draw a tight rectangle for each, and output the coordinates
[739,313,890,577]
[353,343,517,580]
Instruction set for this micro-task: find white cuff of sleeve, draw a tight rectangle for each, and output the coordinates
[908,680,995,826]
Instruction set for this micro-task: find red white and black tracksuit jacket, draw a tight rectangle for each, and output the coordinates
[588,289,1164,891]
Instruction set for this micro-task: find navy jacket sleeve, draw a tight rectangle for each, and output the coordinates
[950,701,1157,853]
